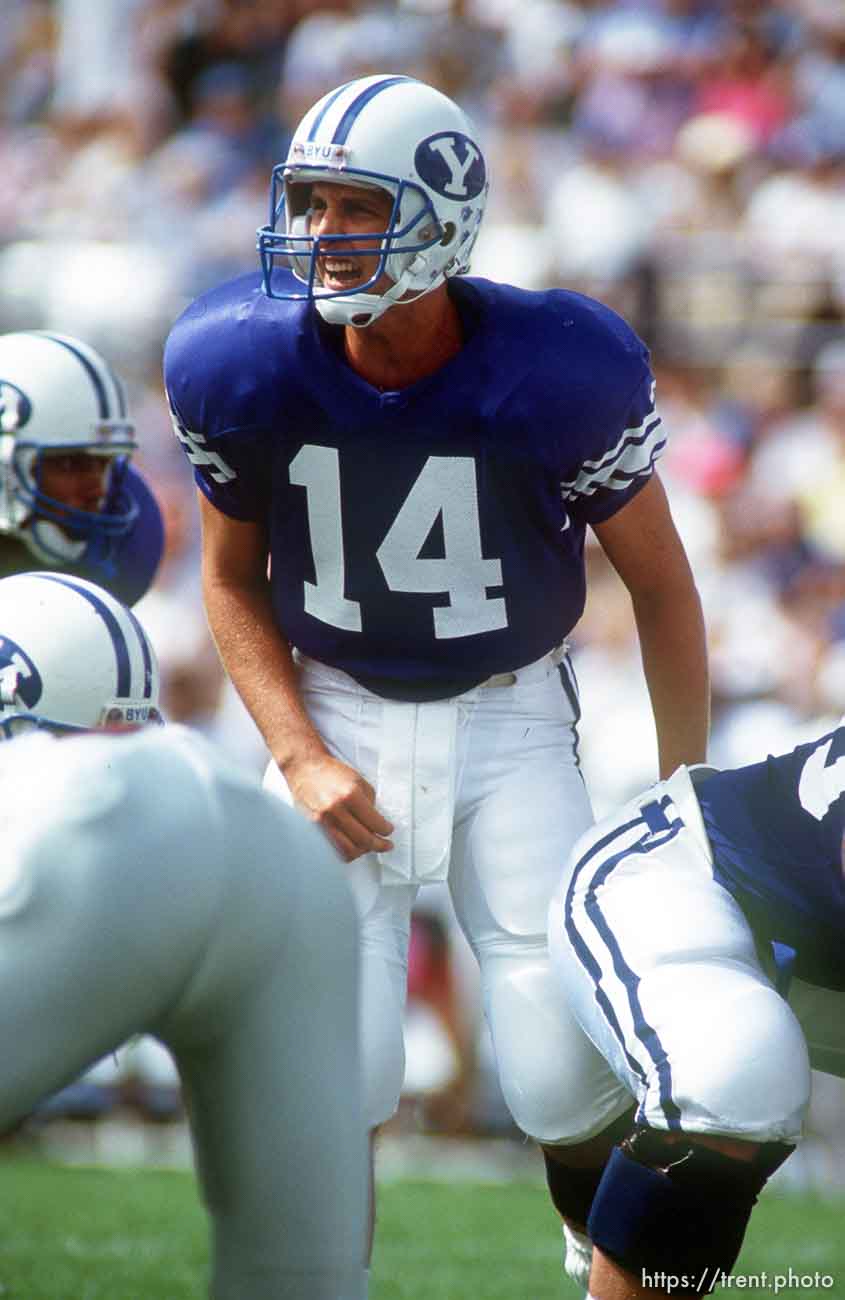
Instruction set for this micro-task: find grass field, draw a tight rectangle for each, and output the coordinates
[0,1157,842,1298]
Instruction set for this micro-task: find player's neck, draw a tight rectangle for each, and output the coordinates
[342,287,464,392]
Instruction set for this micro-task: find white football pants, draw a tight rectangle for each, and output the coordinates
[266,650,632,1143]
[550,766,845,1145]
[0,728,367,1300]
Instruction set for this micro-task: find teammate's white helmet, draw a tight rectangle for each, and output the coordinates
[0,572,161,739]
[0,331,137,566]
[257,74,488,327]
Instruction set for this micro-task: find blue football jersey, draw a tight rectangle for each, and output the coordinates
[164,272,665,698]
[696,724,845,990]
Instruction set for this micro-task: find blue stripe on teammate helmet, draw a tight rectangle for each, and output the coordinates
[29,573,133,697]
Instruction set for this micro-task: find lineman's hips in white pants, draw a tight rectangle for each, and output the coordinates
[549,766,845,1147]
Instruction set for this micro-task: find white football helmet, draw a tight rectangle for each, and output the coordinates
[0,572,162,738]
[257,74,489,327]
[0,331,137,567]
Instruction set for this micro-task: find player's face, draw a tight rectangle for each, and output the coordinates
[308,182,395,296]
[37,450,112,517]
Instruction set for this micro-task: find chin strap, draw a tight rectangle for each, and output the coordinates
[315,256,447,328]
[24,519,88,566]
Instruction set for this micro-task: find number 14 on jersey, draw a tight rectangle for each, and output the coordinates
[289,445,508,640]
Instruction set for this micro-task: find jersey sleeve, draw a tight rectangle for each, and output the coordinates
[163,285,273,523]
[791,723,845,837]
[562,368,666,527]
[166,395,266,522]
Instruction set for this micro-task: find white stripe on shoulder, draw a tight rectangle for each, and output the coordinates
[561,384,665,501]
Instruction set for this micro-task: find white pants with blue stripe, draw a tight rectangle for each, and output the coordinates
[548,766,836,1146]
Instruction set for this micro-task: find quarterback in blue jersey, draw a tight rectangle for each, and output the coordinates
[165,73,709,1287]
[549,725,845,1298]
[0,331,164,606]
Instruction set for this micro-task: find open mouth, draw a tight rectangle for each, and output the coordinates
[318,257,368,291]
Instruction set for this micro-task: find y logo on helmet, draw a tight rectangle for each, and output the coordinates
[0,638,41,711]
[0,382,32,434]
[415,133,485,200]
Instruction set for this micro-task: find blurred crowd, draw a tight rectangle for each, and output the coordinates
[3,0,845,1161]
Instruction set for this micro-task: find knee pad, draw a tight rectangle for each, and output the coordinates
[543,1157,604,1233]
[587,1127,793,1296]
[542,1108,636,1228]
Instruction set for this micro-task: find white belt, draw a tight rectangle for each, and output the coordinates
[294,642,569,696]
[479,642,568,688]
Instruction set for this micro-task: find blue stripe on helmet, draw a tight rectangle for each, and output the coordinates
[330,76,415,146]
[125,602,154,699]
[307,79,358,142]
[40,333,113,419]
[31,573,132,696]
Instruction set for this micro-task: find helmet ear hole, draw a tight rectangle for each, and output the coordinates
[439,222,457,247]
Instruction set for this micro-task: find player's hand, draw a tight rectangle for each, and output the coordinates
[284,754,395,863]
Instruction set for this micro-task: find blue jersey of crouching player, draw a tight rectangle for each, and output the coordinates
[0,462,164,608]
[164,271,665,700]
[696,723,845,990]
[77,463,164,607]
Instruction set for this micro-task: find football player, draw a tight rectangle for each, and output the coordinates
[0,571,367,1300]
[164,74,709,1285]
[549,729,845,1298]
[0,331,164,605]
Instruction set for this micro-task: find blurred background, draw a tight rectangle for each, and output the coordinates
[3,0,845,1186]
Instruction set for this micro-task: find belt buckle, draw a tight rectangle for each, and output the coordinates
[482,670,517,688]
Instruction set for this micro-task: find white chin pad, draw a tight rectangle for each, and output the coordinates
[315,293,386,328]
[288,213,314,281]
[25,519,87,564]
